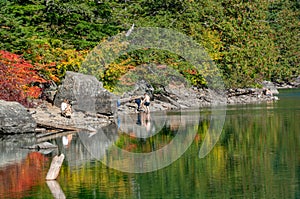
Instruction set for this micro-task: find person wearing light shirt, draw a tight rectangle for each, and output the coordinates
[61,99,72,118]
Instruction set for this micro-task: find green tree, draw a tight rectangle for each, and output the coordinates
[0,0,299,88]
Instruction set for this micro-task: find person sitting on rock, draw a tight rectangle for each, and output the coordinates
[263,88,273,97]
[61,99,72,118]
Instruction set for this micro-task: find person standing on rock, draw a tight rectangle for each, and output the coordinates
[142,93,151,113]
[135,98,142,112]
[61,99,72,118]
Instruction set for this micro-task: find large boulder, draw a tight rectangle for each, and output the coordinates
[54,71,116,115]
[0,100,36,134]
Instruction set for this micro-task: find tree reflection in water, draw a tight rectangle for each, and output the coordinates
[0,89,299,198]
[0,152,49,198]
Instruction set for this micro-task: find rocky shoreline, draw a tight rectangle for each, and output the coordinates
[1,71,299,134]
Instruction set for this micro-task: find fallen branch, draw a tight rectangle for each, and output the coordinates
[46,154,65,180]
[37,121,79,132]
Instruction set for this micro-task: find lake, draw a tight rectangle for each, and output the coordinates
[0,88,299,198]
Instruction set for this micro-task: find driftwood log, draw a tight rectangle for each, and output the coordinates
[46,154,65,180]
[37,121,78,132]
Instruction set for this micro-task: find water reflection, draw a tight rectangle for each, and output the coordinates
[117,111,167,139]
[59,111,202,173]
[0,152,49,198]
[53,123,119,168]
[78,123,119,160]
[0,133,36,167]
[103,111,201,173]
[46,179,66,199]
[0,89,299,198]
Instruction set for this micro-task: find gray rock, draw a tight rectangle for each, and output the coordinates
[122,80,154,98]
[236,88,246,93]
[0,100,36,134]
[118,80,228,113]
[95,90,117,115]
[42,81,58,103]
[291,76,300,88]
[54,71,117,115]
[44,90,57,103]
[227,86,279,104]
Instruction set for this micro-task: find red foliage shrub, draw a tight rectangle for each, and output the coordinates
[0,50,47,107]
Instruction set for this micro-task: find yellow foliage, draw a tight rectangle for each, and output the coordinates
[54,48,88,80]
[201,29,223,61]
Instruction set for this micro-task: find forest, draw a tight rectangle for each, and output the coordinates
[0,0,299,105]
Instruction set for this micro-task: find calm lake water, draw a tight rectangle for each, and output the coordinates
[0,88,299,199]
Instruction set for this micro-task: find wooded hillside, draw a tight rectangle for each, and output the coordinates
[1,0,299,90]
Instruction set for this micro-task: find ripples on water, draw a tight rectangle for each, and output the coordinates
[0,89,299,198]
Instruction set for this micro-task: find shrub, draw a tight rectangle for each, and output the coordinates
[0,50,47,107]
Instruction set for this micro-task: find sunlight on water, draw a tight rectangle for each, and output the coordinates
[0,89,299,198]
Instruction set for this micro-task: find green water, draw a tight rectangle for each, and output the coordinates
[0,89,299,198]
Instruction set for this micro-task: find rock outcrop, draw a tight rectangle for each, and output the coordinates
[0,100,36,134]
[30,101,112,132]
[291,76,300,88]
[226,88,278,104]
[272,76,300,89]
[122,80,154,98]
[54,71,117,115]
[117,80,228,113]
[117,80,279,113]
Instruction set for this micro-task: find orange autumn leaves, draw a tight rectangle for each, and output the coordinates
[0,50,47,107]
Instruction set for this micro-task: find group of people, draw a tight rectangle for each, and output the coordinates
[134,92,151,113]
[60,92,151,119]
